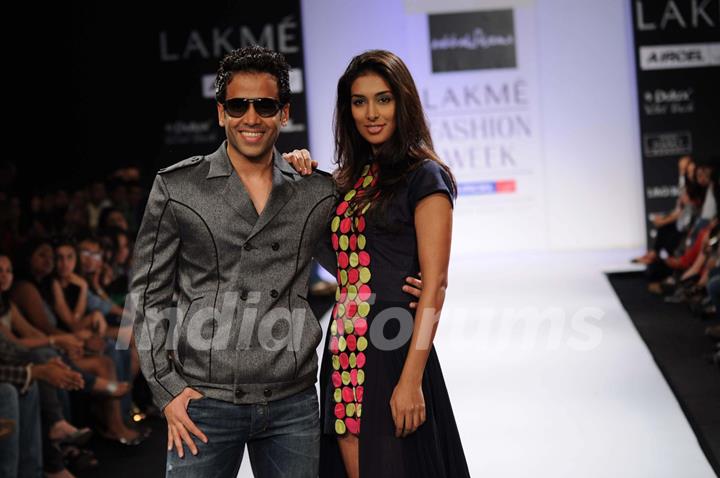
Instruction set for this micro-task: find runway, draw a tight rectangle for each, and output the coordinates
[237,249,716,477]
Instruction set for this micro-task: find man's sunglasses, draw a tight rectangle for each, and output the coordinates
[221,97,283,118]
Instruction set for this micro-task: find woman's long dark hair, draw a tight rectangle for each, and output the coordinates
[685,169,705,205]
[334,50,456,214]
[12,237,54,304]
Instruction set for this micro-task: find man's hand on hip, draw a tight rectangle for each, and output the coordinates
[165,387,208,458]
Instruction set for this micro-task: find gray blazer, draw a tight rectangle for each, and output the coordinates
[129,142,336,409]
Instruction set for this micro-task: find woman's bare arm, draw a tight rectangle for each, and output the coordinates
[390,193,453,438]
[51,279,83,332]
[70,274,89,321]
[10,282,62,335]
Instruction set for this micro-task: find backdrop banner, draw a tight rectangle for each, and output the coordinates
[630,0,720,244]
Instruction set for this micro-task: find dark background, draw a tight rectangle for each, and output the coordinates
[8,0,309,196]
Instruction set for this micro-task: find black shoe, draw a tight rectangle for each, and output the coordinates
[62,445,99,471]
[52,427,93,447]
[679,274,699,287]
[664,288,687,304]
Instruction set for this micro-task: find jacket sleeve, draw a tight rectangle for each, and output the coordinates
[128,174,188,410]
[312,187,339,275]
[313,219,337,275]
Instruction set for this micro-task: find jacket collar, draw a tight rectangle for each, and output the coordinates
[208,141,299,240]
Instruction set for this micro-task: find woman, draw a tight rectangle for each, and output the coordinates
[634,157,705,266]
[286,50,469,477]
[52,238,108,337]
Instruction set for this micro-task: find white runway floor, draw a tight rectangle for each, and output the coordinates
[237,249,717,477]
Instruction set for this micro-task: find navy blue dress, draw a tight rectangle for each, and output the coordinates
[318,159,471,477]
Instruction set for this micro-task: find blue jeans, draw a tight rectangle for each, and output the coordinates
[166,386,320,478]
[0,382,43,478]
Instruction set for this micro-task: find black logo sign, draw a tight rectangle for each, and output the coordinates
[643,131,693,157]
[429,10,517,73]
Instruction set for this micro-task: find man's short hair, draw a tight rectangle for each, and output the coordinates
[215,45,291,105]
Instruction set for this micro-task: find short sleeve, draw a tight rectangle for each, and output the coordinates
[407,160,456,211]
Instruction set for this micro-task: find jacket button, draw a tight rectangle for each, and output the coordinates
[272,242,280,251]
[270,289,279,298]
[235,389,245,398]
[243,243,252,251]
[263,389,272,398]
[240,291,248,301]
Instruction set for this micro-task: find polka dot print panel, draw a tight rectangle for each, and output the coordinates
[330,162,378,436]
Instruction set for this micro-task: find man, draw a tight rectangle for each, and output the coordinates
[129,45,331,478]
